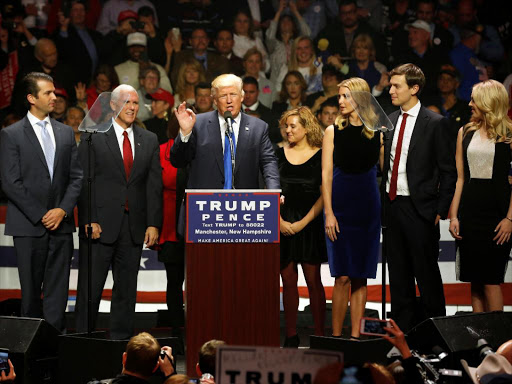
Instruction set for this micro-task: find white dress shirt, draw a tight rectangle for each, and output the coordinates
[386,101,421,196]
[112,118,135,160]
[27,111,56,151]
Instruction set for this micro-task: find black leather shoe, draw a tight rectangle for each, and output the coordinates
[283,334,300,348]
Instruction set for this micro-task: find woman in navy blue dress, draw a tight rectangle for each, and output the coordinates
[322,77,381,338]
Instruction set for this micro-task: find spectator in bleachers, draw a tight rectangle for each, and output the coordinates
[316,98,339,130]
[137,6,166,67]
[114,32,172,93]
[346,34,388,91]
[173,59,205,110]
[242,76,280,143]
[356,0,384,33]
[11,38,76,116]
[427,65,471,136]
[76,63,119,111]
[232,9,269,73]
[47,0,101,35]
[265,0,311,86]
[450,21,486,102]
[449,0,504,65]
[50,87,68,122]
[101,10,139,67]
[275,36,323,96]
[213,28,244,77]
[292,0,339,39]
[242,48,274,109]
[193,82,214,114]
[96,0,158,36]
[0,25,19,117]
[414,0,453,56]
[137,65,161,122]
[145,88,174,145]
[170,27,230,89]
[272,71,308,117]
[54,0,101,85]
[394,20,451,102]
[305,64,343,115]
[63,105,85,145]
[384,0,416,62]
[316,0,388,69]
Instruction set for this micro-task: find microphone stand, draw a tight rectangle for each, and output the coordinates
[225,120,236,189]
[83,128,98,334]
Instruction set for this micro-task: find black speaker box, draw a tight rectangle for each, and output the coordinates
[0,316,60,383]
[310,336,393,366]
[58,332,181,384]
[407,311,512,367]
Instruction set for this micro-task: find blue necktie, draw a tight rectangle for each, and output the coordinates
[223,122,236,189]
[37,120,55,180]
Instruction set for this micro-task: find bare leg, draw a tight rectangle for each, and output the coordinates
[332,276,350,336]
[471,283,485,313]
[302,263,326,336]
[281,262,299,337]
[483,284,504,312]
[349,278,368,338]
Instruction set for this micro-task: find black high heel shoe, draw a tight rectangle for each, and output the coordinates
[283,334,300,348]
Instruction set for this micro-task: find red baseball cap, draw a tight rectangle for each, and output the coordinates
[118,10,138,24]
[54,88,68,99]
[148,88,174,106]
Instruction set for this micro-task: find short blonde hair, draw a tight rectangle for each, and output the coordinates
[335,77,376,139]
[211,74,244,99]
[464,79,512,142]
[175,59,206,99]
[351,34,376,61]
[279,106,324,148]
[288,36,318,77]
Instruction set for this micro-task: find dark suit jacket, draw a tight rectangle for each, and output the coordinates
[171,50,231,89]
[381,106,456,222]
[0,116,83,236]
[170,110,280,189]
[77,122,163,244]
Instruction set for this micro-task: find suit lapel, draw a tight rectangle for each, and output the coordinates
[408,106,429,154]
[235,113,250,176]
[51,119,62,174]
[208,114,224,177]
[129,125,144,183]
[104,125,126,179]
[23,116,50,174]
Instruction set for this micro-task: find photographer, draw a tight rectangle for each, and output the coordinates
[101,10,139,67]
[137,6,165,67]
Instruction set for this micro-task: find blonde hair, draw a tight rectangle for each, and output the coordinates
[351,34,376,61]
[334,77,376,139]
[211,74,244,98]
[464,80,512,143]
[279,106,324,148]
[176,59,205,101]
[288,36,318,77]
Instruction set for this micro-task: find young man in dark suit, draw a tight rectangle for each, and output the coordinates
[0,72,83,332]
[171,73,279,190]
[381,63,456,332]
[75,84,162,339]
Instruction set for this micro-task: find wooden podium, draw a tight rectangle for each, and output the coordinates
[184,190,281,376]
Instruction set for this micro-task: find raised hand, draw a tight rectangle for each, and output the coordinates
[174,101,196,136]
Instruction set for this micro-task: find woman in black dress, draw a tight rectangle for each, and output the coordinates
[449,80,512,312]
[278,107,326,347]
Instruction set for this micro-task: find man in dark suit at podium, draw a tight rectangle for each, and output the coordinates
[170,74,280,190]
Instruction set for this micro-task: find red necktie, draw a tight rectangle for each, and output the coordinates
[123,131,133,180]
[389,113,408,201]
[123,131,133,211]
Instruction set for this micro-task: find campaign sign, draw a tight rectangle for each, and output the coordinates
[186,189,281,244]
[216,346,343,384]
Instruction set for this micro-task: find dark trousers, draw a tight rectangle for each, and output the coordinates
[13,232,73,332]
[385,196,446,332]
[75,212,142,339]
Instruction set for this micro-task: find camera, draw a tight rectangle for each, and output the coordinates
[129,20,145,31]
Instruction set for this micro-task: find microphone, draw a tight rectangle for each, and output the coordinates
[224,111,233,134]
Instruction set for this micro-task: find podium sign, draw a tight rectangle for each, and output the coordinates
[186,189,280,244]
